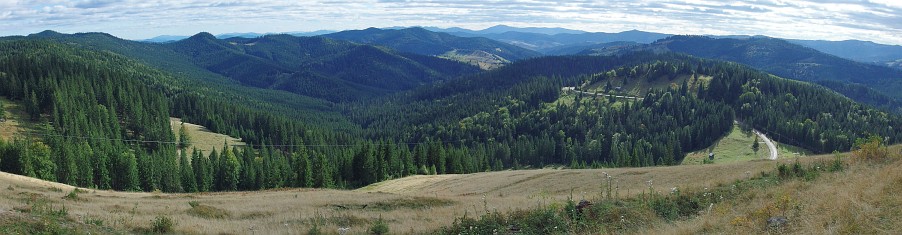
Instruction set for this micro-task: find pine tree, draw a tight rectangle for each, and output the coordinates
[752,135,760,155]
[293,149,312,187]
[123,152,141,191]
[180,149,197,192]
[0,99,5,120]
[313,152,333,188]
[75,142,94,188]
[208,148,220,190]
[178,122,191,149]
[27,90,39,121]
[221,146,241,191]
[239,146,258,190]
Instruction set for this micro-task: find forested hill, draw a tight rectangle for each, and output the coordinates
[13,31,480,103]
[633,36,902,112]
[0,40,360,191]
[323,27,542,66]
[0,40,179,191]
[347,53,902,173]
[1,38,901,193]
[165,32,480,102]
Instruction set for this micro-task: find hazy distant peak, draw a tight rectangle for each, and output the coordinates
[30,30,64,38]
[189,32,216,40]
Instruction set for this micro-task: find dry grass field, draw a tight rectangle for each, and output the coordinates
[170,117,245,155]
[0,97,29,141]
[652,144,902,234]
[0,153,840,234]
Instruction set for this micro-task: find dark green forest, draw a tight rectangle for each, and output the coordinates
[0,37,900,193]
[635,36,902,112]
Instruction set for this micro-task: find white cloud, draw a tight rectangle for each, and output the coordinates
[0,0,899,45]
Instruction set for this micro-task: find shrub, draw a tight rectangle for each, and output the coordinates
[151,215,174,233]
[64,190,78,200]
[649,193,701,221]
[852,135,891,162]
[777,164,790,178]
[369,216,389,235]
[84,217,104,226]
[829,152,844,172]
[307,223,321,235]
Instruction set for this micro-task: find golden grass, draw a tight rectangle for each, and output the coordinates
[0,156,796,234]
[169,117,244,155]
[439,50,508,70]
[649,145,902,235]
[0,97,32,141]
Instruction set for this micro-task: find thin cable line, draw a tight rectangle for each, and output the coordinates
[18,130,488,148]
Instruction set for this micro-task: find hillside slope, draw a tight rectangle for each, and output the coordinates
[167,32,480,101]
[0,154,811,234]
[323,27,541,68]
[580,36,902,112]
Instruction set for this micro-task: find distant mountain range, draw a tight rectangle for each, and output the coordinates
[148,25,902,68]
[24,30,478,102]
[142,30,337,43]
[425,24,588,35]
[786,39,902,65]
[130,25,902,112]
[322,27,542,69]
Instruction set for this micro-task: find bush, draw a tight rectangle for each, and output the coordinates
[64,190,78,200]
[307,223,321,235]
[369,216,389,235]
[777,160,808,180]
[649,194,701,221]
[853,135,892,162]
[829,153,844,172]
[152,215,174,233]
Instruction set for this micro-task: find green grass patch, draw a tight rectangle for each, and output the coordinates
[369,197,455,210]
[331,196,455,211]
[683,124,811,165]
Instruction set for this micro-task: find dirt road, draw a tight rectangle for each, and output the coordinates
[753,129,778,160]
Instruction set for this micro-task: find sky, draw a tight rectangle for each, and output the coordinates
[1,0,900,45]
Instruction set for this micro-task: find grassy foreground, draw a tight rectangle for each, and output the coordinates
[0,141,897,234]
[440,139,902,234]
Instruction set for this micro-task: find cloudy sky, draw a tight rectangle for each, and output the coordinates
[1,0,900,45]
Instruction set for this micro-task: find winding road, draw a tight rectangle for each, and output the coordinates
[753,130,778,160]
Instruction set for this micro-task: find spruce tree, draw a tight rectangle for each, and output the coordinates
[752,135,760,155]
[0,99,5,120]
[221,146,241,191]
[180,149,197,192]
[123,152,141,191]
[178,123,191,149]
